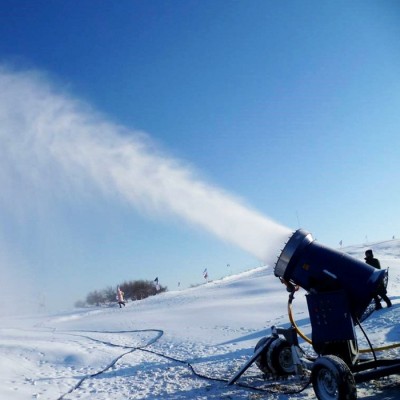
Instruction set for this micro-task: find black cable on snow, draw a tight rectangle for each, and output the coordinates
[56,328,311,399]
[138,346,311,395]
[56,329,163,400]
[57,348,136,399]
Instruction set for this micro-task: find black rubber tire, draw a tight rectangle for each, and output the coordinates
[254,336,273,374]
[266,337,295,375]
[311,355,357,400]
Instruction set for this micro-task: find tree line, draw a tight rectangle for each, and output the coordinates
[75,279,167,307]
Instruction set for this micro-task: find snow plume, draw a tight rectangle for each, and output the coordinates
[0,66,291,266]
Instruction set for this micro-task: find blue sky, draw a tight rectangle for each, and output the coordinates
[1,1,400,310]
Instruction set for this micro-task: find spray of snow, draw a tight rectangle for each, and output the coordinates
[0,66,292,313]
[0,67,290,316]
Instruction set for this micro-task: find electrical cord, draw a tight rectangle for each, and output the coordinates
[56,328,311,398]
[355,317,377,363]
[57,329,163,400]
[139,345,312,395]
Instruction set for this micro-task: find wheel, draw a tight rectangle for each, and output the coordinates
[266,337,295,375]
[254,336,273,374]
[311,355,357,400]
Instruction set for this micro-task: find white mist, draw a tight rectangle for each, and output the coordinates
[0,67,292,312]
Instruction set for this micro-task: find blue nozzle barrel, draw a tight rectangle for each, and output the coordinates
[274,229,385,319]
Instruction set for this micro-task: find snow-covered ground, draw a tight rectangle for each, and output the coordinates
[1,239,399,399]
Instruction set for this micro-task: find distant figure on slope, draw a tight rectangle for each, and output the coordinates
[117,287,126,308]
[364,249,392,310]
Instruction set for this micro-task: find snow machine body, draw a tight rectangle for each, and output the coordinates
[230,229,400,400]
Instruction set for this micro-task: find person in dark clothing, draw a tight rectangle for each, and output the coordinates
[365,249,392,309]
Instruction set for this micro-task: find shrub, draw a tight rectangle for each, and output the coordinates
[76,280,167,307]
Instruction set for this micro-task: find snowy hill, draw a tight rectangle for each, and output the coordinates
[0,240,399,399]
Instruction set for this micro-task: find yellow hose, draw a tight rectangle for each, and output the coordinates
[287,300,312,344]
[287,299,400,353]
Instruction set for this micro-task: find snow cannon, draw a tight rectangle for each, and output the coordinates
[229,229,400,400]
[274,229,385,320]
[274,229,386,365]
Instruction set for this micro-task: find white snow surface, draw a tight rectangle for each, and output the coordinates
[1,240,399,399]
